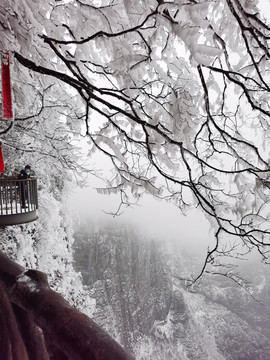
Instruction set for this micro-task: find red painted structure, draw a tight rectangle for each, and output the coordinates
[0,142,4,173]
[1,52,13,120]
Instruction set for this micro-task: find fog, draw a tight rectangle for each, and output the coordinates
[72,139,216,258]
[69,145,265,280]
[71,179,215,254]
[70,175,267,284]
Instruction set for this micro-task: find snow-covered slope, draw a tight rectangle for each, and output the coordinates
[0,182,96,315]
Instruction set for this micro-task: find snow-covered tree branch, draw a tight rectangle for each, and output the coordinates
[1,0,270,281]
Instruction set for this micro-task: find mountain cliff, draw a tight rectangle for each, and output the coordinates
[73,220,270,360]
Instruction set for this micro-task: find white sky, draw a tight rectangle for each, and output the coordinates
[71,171,214,259]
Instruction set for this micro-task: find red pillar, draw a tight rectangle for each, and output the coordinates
[1,52,13,120]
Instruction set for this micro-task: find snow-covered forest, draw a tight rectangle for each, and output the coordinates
[1,0,270,359]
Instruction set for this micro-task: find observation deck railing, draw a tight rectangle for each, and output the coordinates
[0,177,38,226]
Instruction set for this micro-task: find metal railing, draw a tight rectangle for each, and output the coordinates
[0,177,38,225]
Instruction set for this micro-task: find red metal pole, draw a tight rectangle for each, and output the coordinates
[0,142,4,173]
[1,52,13,120]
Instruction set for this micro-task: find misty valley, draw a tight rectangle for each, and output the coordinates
[72,219,270,360]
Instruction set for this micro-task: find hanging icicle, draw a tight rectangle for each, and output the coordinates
[1,52,13,121]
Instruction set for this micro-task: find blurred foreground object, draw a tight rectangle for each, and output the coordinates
[0,250,134,360]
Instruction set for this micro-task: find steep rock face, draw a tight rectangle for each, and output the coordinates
[199,263,270,340]
[73,223,172,353]
[143,285,270,360]
[73,222,270,359]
